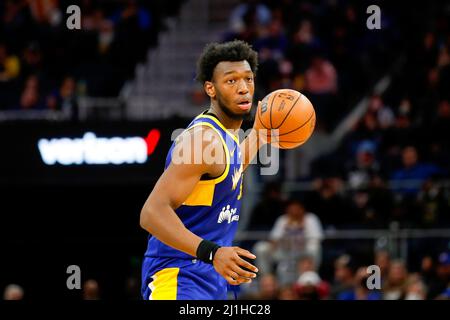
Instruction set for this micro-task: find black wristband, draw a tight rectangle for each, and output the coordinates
[196,240,221,264]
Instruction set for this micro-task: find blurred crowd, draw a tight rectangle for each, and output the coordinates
[242,190,450,300]
[237,0,450,300]
[3,279,103,301]
[220,0,407,132]
[3,248,450,300]
[240,250,450,300]
[0,0,183,112]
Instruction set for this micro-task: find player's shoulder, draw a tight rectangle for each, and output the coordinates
[170,123,226,167]
[177,123,224,150]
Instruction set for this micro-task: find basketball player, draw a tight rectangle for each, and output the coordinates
[140,40,267,300]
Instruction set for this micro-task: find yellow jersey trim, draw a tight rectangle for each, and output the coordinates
[183,182,215,206]
[197,114,240,144]
[149,267,179,300]
[186,122,230,185]
[180,122,230,206]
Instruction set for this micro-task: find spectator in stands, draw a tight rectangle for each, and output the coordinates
[28,0,62,26]
[304,55,337,95]
[278,284,299,300]
[294,270,330,300]
[306,177,353,228]
[256,274,280,300]
[419,255,442,299]
[382,259,409,300]
[304,54,338,129]
[297,254,316,276]
[253,199,323,285]
[432,251,450,299]
[46,76,78,118]
[228,0,271,37]
[374,249,391,283]
[110,0,152,32]
[286,19,320,74]
[21,43,43,80]
[82,279,100,300]
[391,146,443,196]
[351,111,382,145]
[253,19,288,60]
[248,181,285,231]
[348,186,385,229]
[356,175,394,228]
[404,274,427,300]
[430,100,450,168]
[417,178,450,228]
[0,43,20,82]
[434,252,450,300]
[379,106,417,169]
[338,266,382,300]
[109,0,154,74]
[367,95,395,130]
[2,0,29,34]
[436,45,450,100]
[435,285,450,300]
[0,43,21,108]
[241,273,280,300]
[347,140,380,190]
[83,7,115,56]
[3,284,24,300]
[330,254,357,299]
[16,74,44,110]
[295,254,331,299]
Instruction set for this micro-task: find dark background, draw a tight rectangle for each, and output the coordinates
[0,119,188,300]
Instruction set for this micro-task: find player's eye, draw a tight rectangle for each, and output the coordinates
[227,79,236,84]
[247,77,253,83]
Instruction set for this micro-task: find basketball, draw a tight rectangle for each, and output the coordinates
[256,89,316,149]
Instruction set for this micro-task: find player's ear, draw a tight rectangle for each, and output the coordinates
[204,81,215,99]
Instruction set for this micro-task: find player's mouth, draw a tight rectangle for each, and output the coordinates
[236,99,252,111]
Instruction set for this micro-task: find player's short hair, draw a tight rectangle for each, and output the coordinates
[196,40,258,83]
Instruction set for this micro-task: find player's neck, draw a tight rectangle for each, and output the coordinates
[207,105,243,131]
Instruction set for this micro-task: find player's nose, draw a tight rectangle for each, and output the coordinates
[237,79,249,95]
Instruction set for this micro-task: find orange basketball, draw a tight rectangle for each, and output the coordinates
[256,89,316,149]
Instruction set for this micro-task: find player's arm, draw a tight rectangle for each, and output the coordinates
[240,128,263,172]
[140,126,258,285]
[241,101,268,172]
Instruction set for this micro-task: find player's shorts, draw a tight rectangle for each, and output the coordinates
[141,257,229,300]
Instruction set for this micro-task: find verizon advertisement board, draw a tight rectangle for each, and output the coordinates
[38,130,160,166]
[0,120,185,185]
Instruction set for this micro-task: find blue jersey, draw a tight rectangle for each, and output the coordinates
[143,112,244,260]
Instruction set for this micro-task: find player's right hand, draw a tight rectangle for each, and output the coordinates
[213,246,258,285]
[252,100,271,145]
